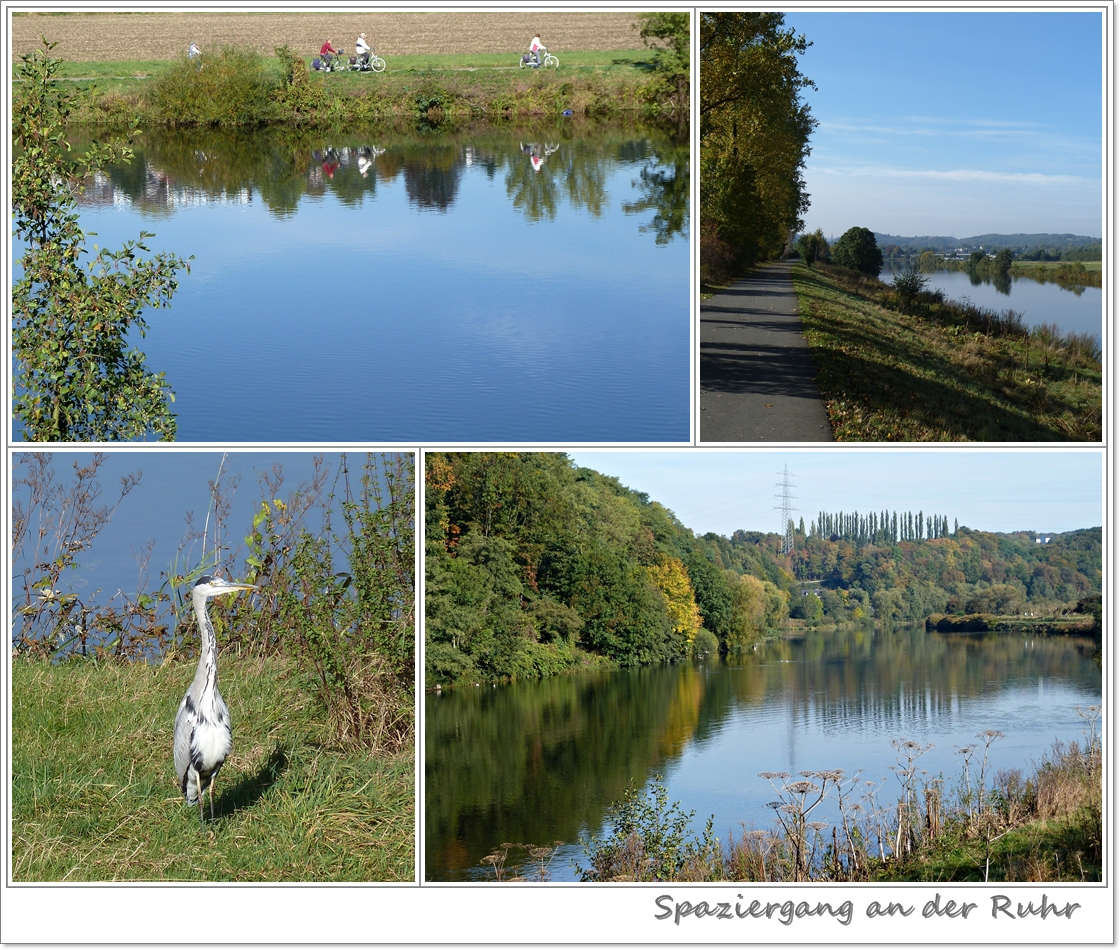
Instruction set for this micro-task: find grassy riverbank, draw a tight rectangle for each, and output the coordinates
[11,656,414,881]
[1011,260,1102,289]
[791,261,1101,441]
[33,48,676,126]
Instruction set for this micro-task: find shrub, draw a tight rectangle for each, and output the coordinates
[13,40,188,441]
[891,267,929,312]
[700,221,738,284]
[578,778,723,881]
[691,628,720,657]
[147,47,279,127]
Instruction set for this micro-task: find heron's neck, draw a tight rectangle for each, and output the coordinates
[192,593,219,697]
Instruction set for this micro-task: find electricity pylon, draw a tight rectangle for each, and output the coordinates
[775,465,797,556]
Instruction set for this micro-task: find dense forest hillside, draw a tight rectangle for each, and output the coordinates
[873,232,1099,251]
[425,453,1101,685]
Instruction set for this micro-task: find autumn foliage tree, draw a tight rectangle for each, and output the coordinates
[700,13,816,280]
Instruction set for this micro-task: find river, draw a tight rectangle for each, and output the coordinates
[424,624,1100,881]
[34,122,689,443]
[881,260,1101,345]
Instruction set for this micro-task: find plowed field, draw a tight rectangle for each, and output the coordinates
[11,11,645,61]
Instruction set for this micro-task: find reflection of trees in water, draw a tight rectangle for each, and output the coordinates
[74,124,689,241]
[401,147,462,212]
[622,148,689,245]
[425,665,694,880]
[425,623,1100,879]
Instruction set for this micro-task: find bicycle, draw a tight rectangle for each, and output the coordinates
[348,52,386,73]
[520,47,559,69]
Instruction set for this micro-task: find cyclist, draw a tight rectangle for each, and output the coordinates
[529,33,543,67]
[319,38,340,67]
[356,32,372,67]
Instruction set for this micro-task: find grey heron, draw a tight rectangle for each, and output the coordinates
[174,574,257,822]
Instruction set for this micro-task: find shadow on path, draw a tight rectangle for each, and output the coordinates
[700,260,832,442]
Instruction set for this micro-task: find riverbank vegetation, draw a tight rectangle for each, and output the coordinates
[897,249,1101,291]
[425,453,1101,686]
[699,12,815,286]
[580,710,1101,882]
[13,41,188,441]
[792,261,1101,441]
[24,19,688,130]
[11,452,415,880]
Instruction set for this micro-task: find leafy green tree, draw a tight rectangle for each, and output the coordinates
[13,40,190,441]
[638,12,690,112]
[830,226,883,276]
[789,591,823,621]
[796,228,829,265]
[994,247,1014,275]
[725,572,768,649]
[682,546,735,643]
[700,13,816,270]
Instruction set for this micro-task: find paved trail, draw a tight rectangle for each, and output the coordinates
[700,260,833,442]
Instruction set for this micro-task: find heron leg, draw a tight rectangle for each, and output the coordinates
[194,767,205,823]
[209,773,216,822]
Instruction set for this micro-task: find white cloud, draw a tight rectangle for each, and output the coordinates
[813,164,1093,186]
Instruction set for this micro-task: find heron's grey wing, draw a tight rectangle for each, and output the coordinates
[173,693,195,797]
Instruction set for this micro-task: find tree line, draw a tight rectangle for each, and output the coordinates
[809,508,953,545]
[699,13,815,283]
[425,453,1101,685]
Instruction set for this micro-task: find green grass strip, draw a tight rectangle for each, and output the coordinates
[12,656,414,881]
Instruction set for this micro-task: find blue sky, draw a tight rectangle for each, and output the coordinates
[569,450,1103,538]
[784,11,1103,238]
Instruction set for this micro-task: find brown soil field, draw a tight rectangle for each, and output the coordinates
[11,11,647,62]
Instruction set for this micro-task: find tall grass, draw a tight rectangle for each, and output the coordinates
[11,655,413,881]
[578,711,1101,883]
[792,262,1101,441]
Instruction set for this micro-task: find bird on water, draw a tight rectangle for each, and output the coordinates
[174,574,257,822]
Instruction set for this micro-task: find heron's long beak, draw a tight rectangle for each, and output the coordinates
[217,581,258,594]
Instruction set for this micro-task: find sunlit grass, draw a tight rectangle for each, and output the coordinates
[12,655,414,881]
[792,262,1101,442]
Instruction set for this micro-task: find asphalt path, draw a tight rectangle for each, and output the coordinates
[700,260,833,442]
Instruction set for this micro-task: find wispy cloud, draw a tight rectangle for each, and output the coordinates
[813,164,1095,186]
[820,115,1098,154]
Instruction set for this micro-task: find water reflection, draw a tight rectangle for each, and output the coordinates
[55,121,688,442]
[76,123,687,241]
[425,624,1100,880]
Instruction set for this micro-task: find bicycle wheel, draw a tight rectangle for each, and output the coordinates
[371,55,386,73]
[545,53,559,68]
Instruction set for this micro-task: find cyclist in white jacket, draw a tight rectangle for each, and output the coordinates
[356,32,372,66]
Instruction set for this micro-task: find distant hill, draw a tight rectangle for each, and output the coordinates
[875,232,1100,251]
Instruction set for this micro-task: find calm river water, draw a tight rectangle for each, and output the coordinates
[424,624,1100,881]
[51,123,689,443]
[882,260,1101,344]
